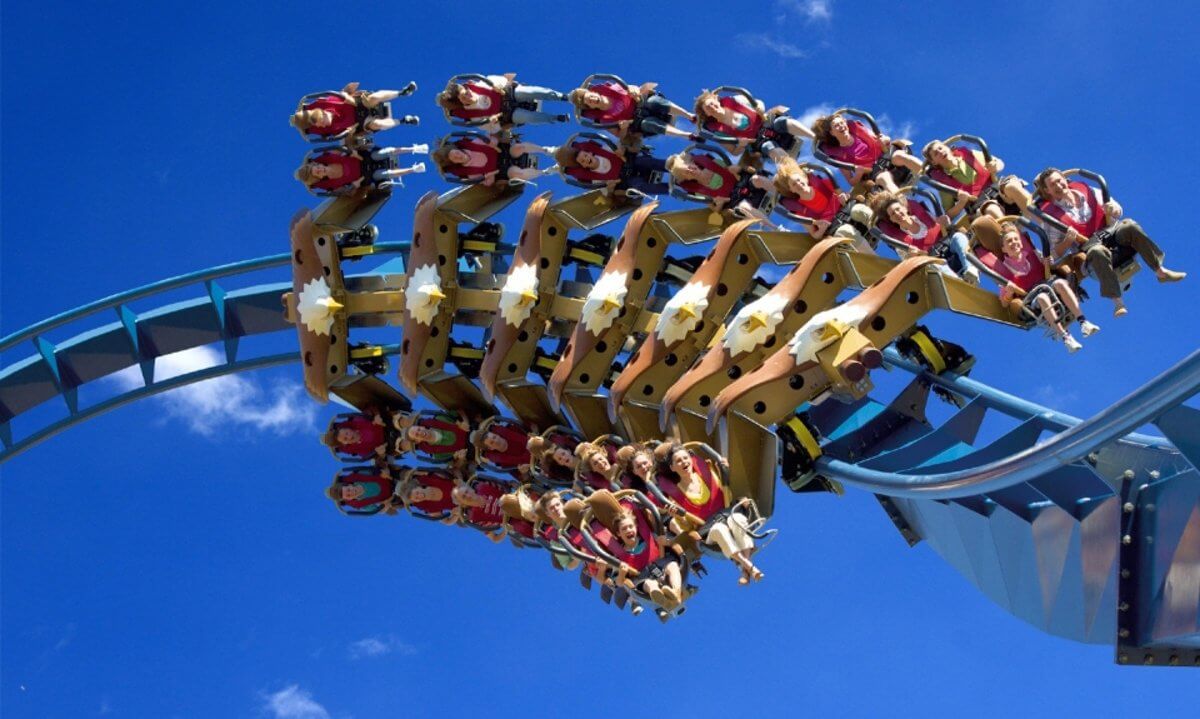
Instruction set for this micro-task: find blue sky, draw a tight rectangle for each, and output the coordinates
[3,1,1200,717]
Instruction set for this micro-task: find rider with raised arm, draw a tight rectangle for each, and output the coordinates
[1033,168,1184,317]
[654,441,764,586]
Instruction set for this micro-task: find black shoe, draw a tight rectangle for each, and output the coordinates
[400,115,420,126]
[399,81,418,96]
[554,114,570,123]
[553,91,570,102]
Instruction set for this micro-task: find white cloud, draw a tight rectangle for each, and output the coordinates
[263,685,330,719]
[348,635,417,659]
[736,32,808,59]
[874,113,917,142]
[110,346,317,437]
[779,0,833,22]
[797,102,835,129]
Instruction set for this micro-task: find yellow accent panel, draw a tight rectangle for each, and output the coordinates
[910,331,947,374]
[785,416,822,459]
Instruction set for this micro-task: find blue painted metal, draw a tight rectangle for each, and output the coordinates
[817,349,1199,500]
[2,244,1197,661]
[0,244,409,461]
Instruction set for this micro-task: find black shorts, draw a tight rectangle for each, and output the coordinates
[759,116,798,156]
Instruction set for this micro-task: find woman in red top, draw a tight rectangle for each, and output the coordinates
[871,193,980,284]
[573,441,620,494]
[321,412,390,460]
[812,112,922,193]
[972,217,1097,353]
[453,477,511,542]
[471,418,532,473]
[587,490,687,611]
[431,135,553,186]
[294,145,427,195]
[290,81,419,140]
[666,150,773,220]
[570,79,695,141]
[653,441,765,585]
[399,469,460,523]
[773,157,847,238]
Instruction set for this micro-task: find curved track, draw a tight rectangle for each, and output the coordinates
[3,242,1197,665]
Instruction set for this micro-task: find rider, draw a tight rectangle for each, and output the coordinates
[291,81,419,139]
[570,78,695,140]
[921,139,1030,220]
[396,411,471,465]
[321,411,391,460]
[553,141,669,197]
[527,429,581,486]
[811,111,922,193]
[971,217,1099,353]
[471,418,532,472]
[1033,167,1185,317]
[437,73,570,129]
[870,192,980,284]
[431,134,554,186]
[694,89,813,160]
[327,466,398,514]
[665,150,773,219]
[654,441,764,585]
[295,145,426,194]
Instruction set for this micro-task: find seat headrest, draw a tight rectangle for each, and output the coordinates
[971,216,1004,254]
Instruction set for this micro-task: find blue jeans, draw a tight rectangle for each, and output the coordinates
[946,231,972,275]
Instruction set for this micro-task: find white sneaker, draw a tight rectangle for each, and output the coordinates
[1079,320,1100,337]
[963,266,980,286]
[409,143,429,154]
[1063,334,1082,353]
[411,162,426,174]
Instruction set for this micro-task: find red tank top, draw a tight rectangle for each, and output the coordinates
[781,174,841,222]
[584,82,636,124]
[311,152,362,191]
[305,94,357,136]
[335,416,385,458]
